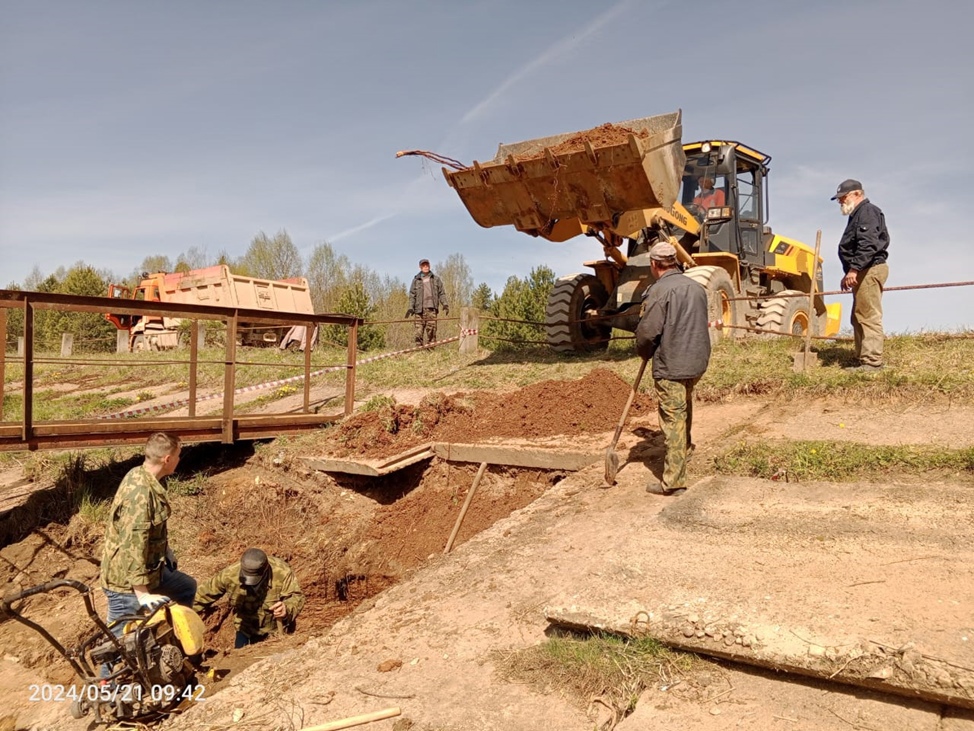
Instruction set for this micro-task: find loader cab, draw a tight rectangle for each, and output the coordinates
[678,141,770,270]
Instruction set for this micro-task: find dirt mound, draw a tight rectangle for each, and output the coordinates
[334,368,654,459]
[541,123,650,157]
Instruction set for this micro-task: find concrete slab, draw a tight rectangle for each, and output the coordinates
[304,442,602,476]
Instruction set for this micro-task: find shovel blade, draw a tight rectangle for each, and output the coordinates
[604,447,620,486]
[792,351,820,373]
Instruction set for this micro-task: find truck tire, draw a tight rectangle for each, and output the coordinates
[545,273,611,353]
[682,266,741,344]
[756,290,817,337]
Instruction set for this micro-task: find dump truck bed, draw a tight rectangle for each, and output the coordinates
[159,266,314,314]
[443,110,684,235]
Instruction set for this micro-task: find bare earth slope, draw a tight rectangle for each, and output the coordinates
[167,457,974,730]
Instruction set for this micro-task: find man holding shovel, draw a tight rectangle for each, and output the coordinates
[635,242,712,496]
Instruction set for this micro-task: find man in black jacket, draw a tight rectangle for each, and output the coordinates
[635,243,712,496]
[407,259,449,347]
[832,179,890,372]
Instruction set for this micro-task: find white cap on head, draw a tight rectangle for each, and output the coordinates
[650,242,678,261]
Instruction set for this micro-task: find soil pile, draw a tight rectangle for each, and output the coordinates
[541,123,649,157]
[333,368,655,459]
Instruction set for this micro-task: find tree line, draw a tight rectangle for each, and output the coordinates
[4,229,558,353]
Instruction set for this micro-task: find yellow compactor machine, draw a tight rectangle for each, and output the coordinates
[440,110,840,351]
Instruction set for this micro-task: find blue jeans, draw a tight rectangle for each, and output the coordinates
[104,567,198,632]
[101,567,197,676]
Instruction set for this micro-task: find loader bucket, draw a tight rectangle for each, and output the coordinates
[443,110,684,236]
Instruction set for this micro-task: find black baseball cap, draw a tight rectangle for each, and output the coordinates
[419,259,430,266]
[239,547,269,586]
[830,179,863,200]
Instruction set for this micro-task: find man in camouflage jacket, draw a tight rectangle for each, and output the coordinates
[194,547,305,648]
[99,433,197,638]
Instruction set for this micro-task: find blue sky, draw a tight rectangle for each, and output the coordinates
[2,0,971,332]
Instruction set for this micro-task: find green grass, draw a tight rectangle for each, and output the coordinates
[352,331,974,403]
[361,394,397,412]
[3,332,973,423]
[75,487,113,526]
[714,440,974,482]
[495,631,695,719]
[166,473,208,497]
[699,333,974,402]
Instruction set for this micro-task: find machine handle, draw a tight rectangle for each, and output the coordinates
[1,579,89,615]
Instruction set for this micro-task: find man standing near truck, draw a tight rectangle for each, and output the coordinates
[635,243,712,496]
[832,179,890,372]
[407,258,449,347]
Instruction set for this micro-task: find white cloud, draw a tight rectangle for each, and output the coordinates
[459,0,635,125]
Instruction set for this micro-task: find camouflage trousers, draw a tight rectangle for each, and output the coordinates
[414,309,438,346]
[654,377,699,490]
[851,263,888,367]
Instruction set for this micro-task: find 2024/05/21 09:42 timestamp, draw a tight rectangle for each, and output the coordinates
[29,683,206,703]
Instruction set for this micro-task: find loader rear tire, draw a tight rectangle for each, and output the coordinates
[545,273,611,353]
[756,290,818,337]
[682,266,741,345]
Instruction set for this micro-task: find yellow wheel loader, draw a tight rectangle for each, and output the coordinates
[439,110,841,352]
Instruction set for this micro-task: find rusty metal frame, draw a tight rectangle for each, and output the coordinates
[0,289,362,452]
[0,307,6,422]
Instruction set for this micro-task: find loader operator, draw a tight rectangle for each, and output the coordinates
[194,547,305,649]
[635,242,712,496]
[407,258,449,347]
[692,176,725,211]
[100,433,197,633]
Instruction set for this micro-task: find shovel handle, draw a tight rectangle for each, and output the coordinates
[609,358,648,448]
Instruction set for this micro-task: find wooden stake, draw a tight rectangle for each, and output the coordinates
[444,462,488,553]
[298,706,401,731]
[803,230,823,373]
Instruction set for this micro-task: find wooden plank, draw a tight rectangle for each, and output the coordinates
[302,443,436,477]
[302,442,600,477]
[189,320,199,418]
[0,307,6,421]
[301,458,383,477]
[345,321,357,416]
[0,289,360,327]
[432,443,600,470]
[303,325,312,412]
[0,411,344,451]
[223,313,237,443]
[22,300,32,441]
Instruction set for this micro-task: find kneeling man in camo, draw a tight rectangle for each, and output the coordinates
[193,548,305,649]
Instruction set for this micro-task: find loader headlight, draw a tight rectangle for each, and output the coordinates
[700,142,712,153]
[706,207,732,220]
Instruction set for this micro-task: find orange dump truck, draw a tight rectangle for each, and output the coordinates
[105,265,314,351]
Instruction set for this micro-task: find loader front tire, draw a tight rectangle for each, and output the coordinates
[682,266,741,345]
[757,290,817,337]
[545,273,611,353]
